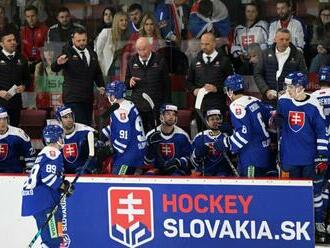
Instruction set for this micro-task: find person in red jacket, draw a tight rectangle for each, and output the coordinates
[20,5,48,74]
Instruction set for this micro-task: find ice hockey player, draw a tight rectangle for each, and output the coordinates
[56,105,96,174]
[214,74,271,177]
[0,106,35,173]
[312,67,330,241]
[21,124,74,247]
[144,104,191,175]
[191,109,233,176]
[101,81,146,175]
[277,71,328,243]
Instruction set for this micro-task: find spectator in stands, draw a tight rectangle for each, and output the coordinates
[95,11,129,80]
[34,42,63,109]
[125,37,170,133]
[20,5,48,74]
[155,0,189,46]
[186,32,233,127]
[254,28,307,101]
[0,28,31,126]
[51,28,104,126]
[96,6,116,38]
[268,0,305,51]
[231,2,268,75]
[310,7,330,72]
[127,3,143,34]
[47,7,84,43]
[189,0,230,39]
[122,13,165,79]
[0,6,18,39]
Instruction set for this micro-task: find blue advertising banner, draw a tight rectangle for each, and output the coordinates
[61,177,314,248]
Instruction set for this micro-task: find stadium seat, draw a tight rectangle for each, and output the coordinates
[19,109,47,139]
[177,109,193,136]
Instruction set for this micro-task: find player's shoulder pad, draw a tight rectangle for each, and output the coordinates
[40,146,61,160]
[75,123,95,132]
[48,24,59,30]
[8,126,30,142]
[308,93,326,119]
[312,88,330,97]
[174,125,191,142]
[230,95,255,119]
[192,131,206,142]
[114,100,134,123]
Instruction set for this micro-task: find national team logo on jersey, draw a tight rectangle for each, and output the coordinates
[242,35,255,48]
[0,143,8,161]
[108,187,154,248]
[160,143,175,159]
[288,111,305,132]
[206,142,221,158]
[63,143,78,163]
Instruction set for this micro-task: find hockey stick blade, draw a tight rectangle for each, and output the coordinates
[142,93,154,110]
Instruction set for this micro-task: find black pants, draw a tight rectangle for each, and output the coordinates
[65,102,93,126]
[7,108,21,127]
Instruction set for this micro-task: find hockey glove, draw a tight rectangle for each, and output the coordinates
[147,131,162,146]
[214,137,229,152]
[315,155,328,175]
[162,158,181,175]
[59,180,75,197]
[195,144,209,158]
[269,111,283,130]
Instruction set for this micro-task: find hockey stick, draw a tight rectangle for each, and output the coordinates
[275,79,282,179]
[28,132,95,248]
[142,93,158,132]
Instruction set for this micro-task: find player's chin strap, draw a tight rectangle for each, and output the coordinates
[27,132,95,248]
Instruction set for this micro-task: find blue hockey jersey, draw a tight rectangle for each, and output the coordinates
[145,125,191,169]
[0,126,35,172]
[312,88,330,159]
[102,99,146,167]
[278,93,328,166]
[63,123,95,173]
[226,95,271,171]
[21,146,64,216]
[191,130,231,176]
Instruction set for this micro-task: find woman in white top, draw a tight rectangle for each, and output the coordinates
[95,11,130,80]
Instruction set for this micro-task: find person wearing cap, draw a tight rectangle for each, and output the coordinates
[214,74,272,177]
[312,66,330,238]
[0,106,35,173]
[144,103,191,175]
[0,28,31,126]
[55,105,96,174]
[191,108,233,176]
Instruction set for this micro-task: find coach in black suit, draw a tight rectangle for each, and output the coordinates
[0,28,30,126]
[51,28,104,126]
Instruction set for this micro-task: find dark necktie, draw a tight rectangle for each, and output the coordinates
[7,55,14,60]
[143,60,147,67]
[81,51,87,65]
[207,56,211,64]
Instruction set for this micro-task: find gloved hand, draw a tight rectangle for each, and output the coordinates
[214,137,229,152]
[162,158,181,174]
[195,144,209,158]
[59,180,75,197]
[147,131,162,146]
[315,155,328,175]
[269,111,283,129]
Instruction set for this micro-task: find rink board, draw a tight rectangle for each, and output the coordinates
[0,176,314,248]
